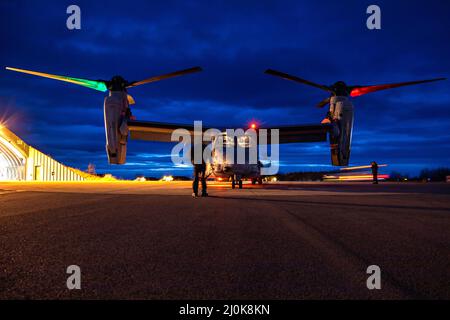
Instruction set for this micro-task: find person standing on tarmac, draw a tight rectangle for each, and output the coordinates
[371,161,379,184]
[191,143,208,197]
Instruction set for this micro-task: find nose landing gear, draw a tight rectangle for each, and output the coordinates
[251,177,263,185]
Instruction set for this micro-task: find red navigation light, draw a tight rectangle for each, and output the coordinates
[250,123,257,129]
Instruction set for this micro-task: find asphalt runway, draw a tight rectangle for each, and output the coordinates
[0,181,449,299]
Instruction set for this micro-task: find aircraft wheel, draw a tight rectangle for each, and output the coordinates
[232,181,236,189]
[258,178,263,185]
[251,179,256,185]
[238,180,243,189]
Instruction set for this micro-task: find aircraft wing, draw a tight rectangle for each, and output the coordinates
[127,120,225,142]
[267,123,331,144]
[127,120,331,144]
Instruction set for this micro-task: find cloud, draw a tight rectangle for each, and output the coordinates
[1,0,449,178]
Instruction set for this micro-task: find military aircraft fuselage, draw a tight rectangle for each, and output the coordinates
[206,132,262,184]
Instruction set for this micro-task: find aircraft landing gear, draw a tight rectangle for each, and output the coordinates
[232,175,243,189]
[251,177,263,185]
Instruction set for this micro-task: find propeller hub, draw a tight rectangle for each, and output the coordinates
[331,81,350,96]
[108,76,128,91]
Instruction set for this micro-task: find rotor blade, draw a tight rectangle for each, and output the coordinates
[350,78,446,97]
[5,67,108,92]
[265,69,333,93]
[127,66,202,88]
[316,97,331,108]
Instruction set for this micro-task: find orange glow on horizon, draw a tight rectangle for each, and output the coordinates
[323,174,390,181]
[341,164,388,171]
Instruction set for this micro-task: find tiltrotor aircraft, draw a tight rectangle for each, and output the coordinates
[6,66,445,188]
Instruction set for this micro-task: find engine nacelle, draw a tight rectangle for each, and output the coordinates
[104,91,129,164]
[328,96,354,166]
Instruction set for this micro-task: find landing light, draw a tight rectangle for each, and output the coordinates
[161,175,174,182]
[250,123,257,129]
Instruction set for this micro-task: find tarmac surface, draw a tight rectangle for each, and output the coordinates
[0,181,449,300]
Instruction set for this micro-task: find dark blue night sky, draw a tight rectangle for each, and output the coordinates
[1,0,449,178]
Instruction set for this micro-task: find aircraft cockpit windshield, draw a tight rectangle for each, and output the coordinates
[215,134,254,149]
